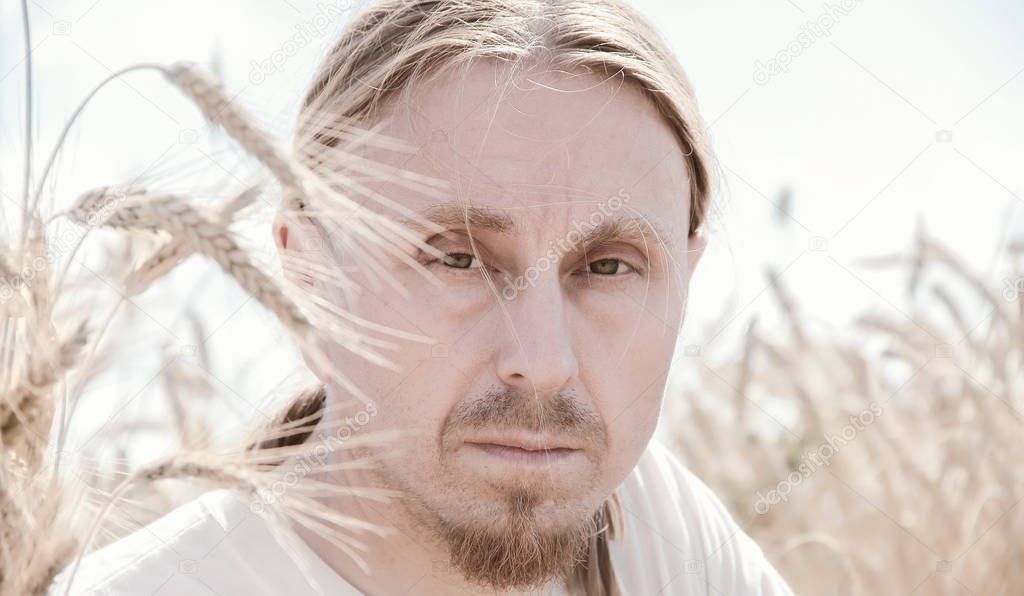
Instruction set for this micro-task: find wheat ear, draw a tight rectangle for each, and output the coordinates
[70,188,313,340]
[123,186,259,296]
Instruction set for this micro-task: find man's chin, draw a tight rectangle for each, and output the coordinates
[436,490,599,591]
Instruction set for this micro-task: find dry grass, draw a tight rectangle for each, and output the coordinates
[673,228,1024,595]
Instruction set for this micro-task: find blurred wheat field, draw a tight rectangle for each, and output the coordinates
[672,230,1024,595]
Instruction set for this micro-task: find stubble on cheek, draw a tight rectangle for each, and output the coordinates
[364,385,612,522]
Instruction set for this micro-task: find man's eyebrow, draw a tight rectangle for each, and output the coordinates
[398,203,516,235]
[398,203,677,251]
[575,215,678,254]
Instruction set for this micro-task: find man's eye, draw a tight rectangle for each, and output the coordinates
[587,258,633,275]
[442,252,479,269]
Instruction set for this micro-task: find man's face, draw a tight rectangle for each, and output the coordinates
[286,59,703,586]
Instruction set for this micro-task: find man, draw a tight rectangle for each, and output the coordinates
[53,0,793,594]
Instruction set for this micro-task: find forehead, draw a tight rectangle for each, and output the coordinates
[349,59,692,239]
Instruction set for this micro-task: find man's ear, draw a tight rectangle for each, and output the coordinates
[272,211,316,288]
[686,230,708,278]
[273,211,290,251]
[678,231,708,326]
[272,210,332,381]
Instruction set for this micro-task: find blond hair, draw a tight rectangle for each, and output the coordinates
[292,1,715,593]
[296,0,715,236]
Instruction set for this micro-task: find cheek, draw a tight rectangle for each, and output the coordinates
[595,373,663,489]
[570,269,682,329]
[574,282,680,388]
[576,293,678,473]
[325,295,443,436]
[330,277,499,451]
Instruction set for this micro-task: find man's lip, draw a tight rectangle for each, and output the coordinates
[462,434,581,452]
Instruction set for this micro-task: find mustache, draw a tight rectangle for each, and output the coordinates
[442,387,608,449]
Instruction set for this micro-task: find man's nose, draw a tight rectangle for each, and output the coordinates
[494,280,580,396]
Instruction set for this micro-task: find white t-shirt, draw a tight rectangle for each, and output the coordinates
[49,441,792,595]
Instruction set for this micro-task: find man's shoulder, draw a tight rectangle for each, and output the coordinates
[49,489,252,595]
[617,439,731,554]
[48,488,355,596]
[612,440,793,595]
[628,438,739,525]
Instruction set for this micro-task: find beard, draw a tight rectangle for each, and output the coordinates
[436,489,602,590]
[372,385,611,590]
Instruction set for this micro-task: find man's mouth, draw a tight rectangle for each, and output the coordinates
[462,434,582,465]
